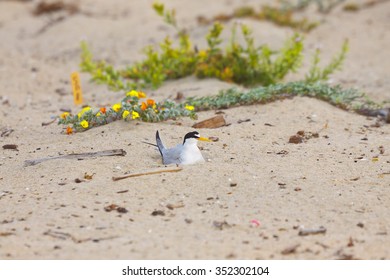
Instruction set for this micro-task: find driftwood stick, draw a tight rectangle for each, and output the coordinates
[112,167,182,181]
[24,149,126,167]
[41,118,57,126]
[192,115,226,129]
[298,226,327,236]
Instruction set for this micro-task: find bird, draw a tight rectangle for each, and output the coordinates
[146,130,211,165]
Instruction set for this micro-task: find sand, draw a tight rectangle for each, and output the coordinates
[0,0,389,259]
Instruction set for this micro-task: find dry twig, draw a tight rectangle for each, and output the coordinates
[24,149,126,166]
[112,167,182,181]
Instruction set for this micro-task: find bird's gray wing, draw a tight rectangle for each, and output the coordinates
[156,131,184,164]
[161,145,182,164]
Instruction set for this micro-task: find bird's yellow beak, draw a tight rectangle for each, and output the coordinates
[198,136,212,142]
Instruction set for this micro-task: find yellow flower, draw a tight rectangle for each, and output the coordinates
[112,103,121,112]
[122,110,130,119]
[185,104,195,111]
[132,111,140,119]
[96,112,101,117]
[60,112,70,119]
[198,50,207,59]
[80,120,89,129]
[81,106,91,113]
[77,106,92,118]
[138,91,147,98]
[126,90,139,97]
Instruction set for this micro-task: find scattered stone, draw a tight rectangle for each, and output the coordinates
[289,130,320,144]
[208,136,219,142]
[151,210,165,216]
[213,220,231,230]
[289,134,303,144]
[281,243,300,255]
[116,207,128,213]
[104,204,128,214]
[2,144,18,151]
[175,92,184,101]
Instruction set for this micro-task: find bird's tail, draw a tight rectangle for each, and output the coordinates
[155,130,165,157]
[141,141,157,147]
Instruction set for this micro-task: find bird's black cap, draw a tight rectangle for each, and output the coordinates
[183,131,200,144]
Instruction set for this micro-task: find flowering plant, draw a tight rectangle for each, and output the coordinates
[58,90,196,134]
[80,2,348,91]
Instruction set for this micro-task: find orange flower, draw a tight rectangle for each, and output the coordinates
[140,102,147,111]
[66,126,73,135]
[100,107,106,114]
[146,99,155,107]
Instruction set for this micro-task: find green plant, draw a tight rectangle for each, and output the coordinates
[186,81,368,111]
[63,2,367,134]
[280,0,346,13]
[257,5,319,31]
[58,90,196,133]
[305,40,349,83]
[198,4,319,32]
[58,82,384,133]
[80,42,130,91]
[79,2,347,91]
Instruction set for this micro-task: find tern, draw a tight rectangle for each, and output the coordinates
[148,131,211,165]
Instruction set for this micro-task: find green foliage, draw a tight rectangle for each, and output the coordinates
[80,19,309,90]
[58,2,385,134]
[199,4,319,32]
[305,40,348,83]
[58,90,197,133]
[152,2,177,29]
[257,5,319,32]
[80,2,346,91]
[195,23,305,86]
[280,0,346,13]
[80,41,130,91]
[186,81,370,111]
[58,82,382,133]
[79,2,348,91]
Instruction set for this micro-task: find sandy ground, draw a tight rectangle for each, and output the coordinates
[0,0,389,259]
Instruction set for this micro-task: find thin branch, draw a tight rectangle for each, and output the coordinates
[24,149,126,167]
[112,167,182,181]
